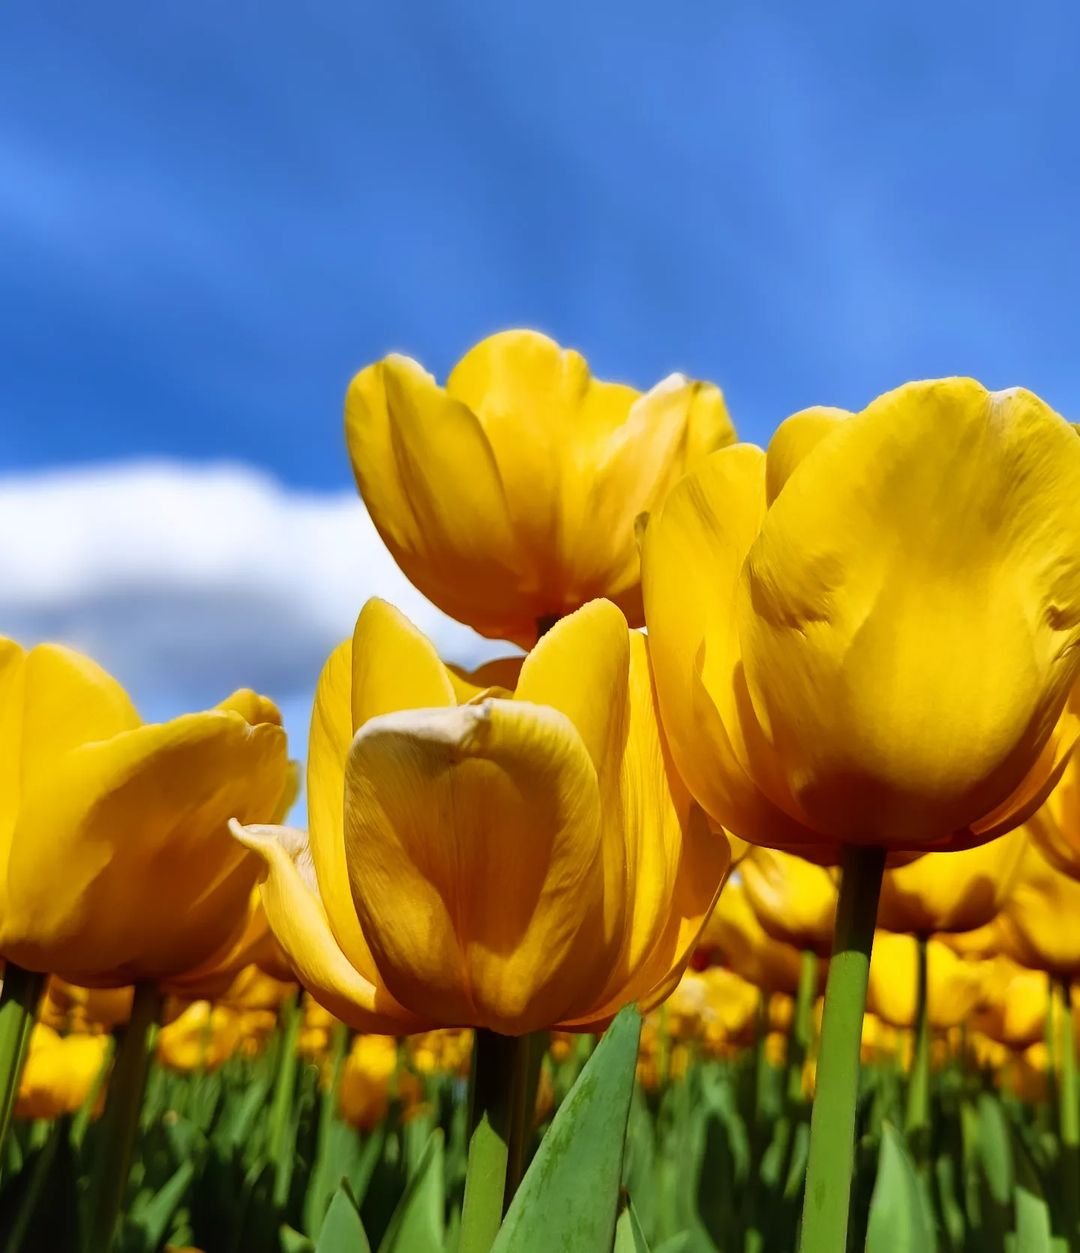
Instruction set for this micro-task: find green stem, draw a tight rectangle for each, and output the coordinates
[1059,978,1079,1250]
[87,981,161,1251]
[459,1029,531,1253]
[798,844,885,1253]
[0,964,45,1162]
[787,949,817,1106]
[506,1030,547,1197]
[268,991,302,1207]
[904,934,931,1156]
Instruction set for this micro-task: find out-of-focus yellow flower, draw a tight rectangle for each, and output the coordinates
[219,966,296,1014]
[15,1024,109,1121]
[740,848,837,957]
[0,640,291,986]
[407,1029,474,1078]
[339,1035,421,1130]
[701,880,810,996]
[298,995,336,1061]
[548,1032,574,1067]
[859,1013,901,1066]
[994,844,1080,978]
[1002,1042,1050,1104]
[345,330,735,648]
[234,598,731,1036]
[877,831,1027,936]
[972,957,1048,1049]
[157,1001,245,1072]
[641,382,1080,861]
[40,978,133,1033]
[867,933,983,1031]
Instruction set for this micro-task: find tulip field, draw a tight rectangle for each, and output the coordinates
[4,332,1080,1252]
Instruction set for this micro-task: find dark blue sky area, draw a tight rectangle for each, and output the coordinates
[4,2,1079,488]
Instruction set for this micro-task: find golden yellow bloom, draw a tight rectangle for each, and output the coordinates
[740,847,837,957]
[866,933,983,1031]
[345,330,735,648]
[700,879,809,996]
[157,1001,243,1072]
[641,381,1080,859]
[15,1024,109,1121]
[0,640,291,986]
[219,966,296,1013]
[234,598,730,1036]
[41,978,134,1032]
[972,956,1048,1049]
[994,844,1080,978]
[408,1029,474,1078]
[876,831,1027,936]
[339,1035,421,1130]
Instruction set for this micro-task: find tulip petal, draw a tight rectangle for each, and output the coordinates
[764,406,850,506]
[1,712,287,984]
[346,357,526,640]
[740,379,1080,847]
[344,699,614,1034]
[229,822,422,1032]
[641,445,819,847]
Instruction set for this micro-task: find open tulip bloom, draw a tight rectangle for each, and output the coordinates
[231,597,731,1038]
[641,377,1080,1251]
[345,329,735,647]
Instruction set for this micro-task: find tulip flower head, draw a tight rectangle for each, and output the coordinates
[345,330,735,647]
[0,639,291,985]
[232,597,730,1036]
[642,380,1080,859]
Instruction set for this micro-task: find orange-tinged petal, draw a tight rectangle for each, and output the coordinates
[230,821,422,1032]
[344,699,613,1033]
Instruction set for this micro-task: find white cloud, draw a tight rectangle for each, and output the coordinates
[0,459,510,719]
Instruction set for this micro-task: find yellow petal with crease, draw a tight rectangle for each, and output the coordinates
[230,822,423,1033]
[344,699,613,1034]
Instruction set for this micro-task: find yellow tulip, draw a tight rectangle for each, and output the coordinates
[0,638,291,986]
[876,830,1027,936]
[972,957,1048,1049]
[408,1029,474,1079]
[339,1035,422,1130]
[994,844,1080,978]
[641,381,1080,859]
[866,933,983,1031]
[740,847,837,957]
[41,978,134,1032]
[345,330,735,648]
[700,879,810,996]
[15,1024,109,1121]
[219,966,296,1013]
[157,1001,243,1072]
[233,597,731,1036]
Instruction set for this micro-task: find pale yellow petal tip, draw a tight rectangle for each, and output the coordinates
[229,821,316,889]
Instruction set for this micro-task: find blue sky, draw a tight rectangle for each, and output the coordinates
[2,1,1080,734]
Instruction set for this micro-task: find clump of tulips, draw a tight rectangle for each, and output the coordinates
[2,331,1080,1252]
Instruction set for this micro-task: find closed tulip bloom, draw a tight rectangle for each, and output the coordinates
[740,847,838,958]
[41,978,134,1032]
[15,1025,109,1121]
[233,597,730,1035]
[346,330,735,648]
[339,1035,421,1131]
[700,879,809,996]
[157,1001,243,1073]
[866,933,983,1032]
[876,831,1027,936]
[0,640,291,985]
[641,381,1080,859]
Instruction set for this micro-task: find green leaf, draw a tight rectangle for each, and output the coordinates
[377,1130,445,1253]
[129,1157,195,1251]
[280,1225,317,1253]
[977,1092,1014,1208]
[317,1183,372,1253]
[865,1122,937,1253]
[492,1005,643,1253]
[614,1196,651,1252]
[1012,1130,1053,1253]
